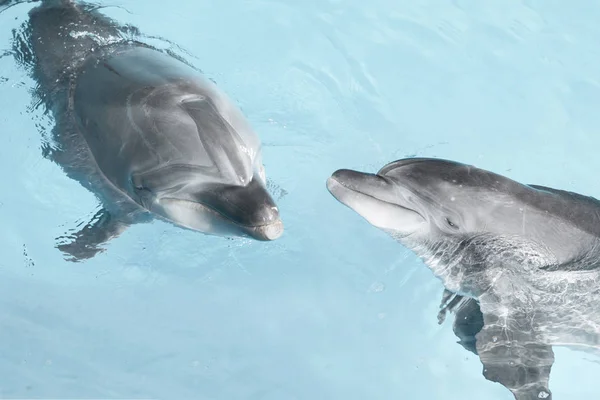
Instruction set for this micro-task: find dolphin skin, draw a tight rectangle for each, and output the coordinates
[327,157,600,399]
[7,0,283,260]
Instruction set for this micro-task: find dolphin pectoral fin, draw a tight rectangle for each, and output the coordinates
[438,292,484,355]
[55,207,130,262]
[475,306,554,400]
[437,290,553,398]
[437,289,464,324]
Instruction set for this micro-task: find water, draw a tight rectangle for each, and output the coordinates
[1,0,600,398]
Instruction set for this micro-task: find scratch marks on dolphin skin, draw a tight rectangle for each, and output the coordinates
[102,61,122,77]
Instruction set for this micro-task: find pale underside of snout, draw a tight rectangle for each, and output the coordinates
[326,169,425,234]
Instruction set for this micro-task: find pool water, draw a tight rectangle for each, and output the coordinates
[1,0,600,398]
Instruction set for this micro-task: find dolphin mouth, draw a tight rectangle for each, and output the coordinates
[326,175,420,215]
[241,218,284,241]
[326,169,426,233]
[157,197,284,241]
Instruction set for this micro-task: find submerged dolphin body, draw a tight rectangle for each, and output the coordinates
[327,157,600,399]
[7,0,283,260]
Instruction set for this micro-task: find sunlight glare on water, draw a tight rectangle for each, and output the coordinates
[1,0,600,398]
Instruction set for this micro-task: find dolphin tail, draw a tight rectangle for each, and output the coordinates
[55,207,132,262]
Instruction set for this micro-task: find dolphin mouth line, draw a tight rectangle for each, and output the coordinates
[328,175,425,220]
[160,197,281,229]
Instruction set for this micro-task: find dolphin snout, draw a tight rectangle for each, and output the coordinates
[327,169,391,194]
[246,202,281,226]
[328,169,358,187]
[249,218,284,241]
[204,178,283,237]
[238,193,283,241]
[326,167,425,233]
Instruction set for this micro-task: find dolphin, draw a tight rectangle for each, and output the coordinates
[5,0,283,260]
[327,157,600,400]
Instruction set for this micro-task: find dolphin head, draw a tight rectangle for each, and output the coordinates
[126,88,283,241]
[326,158,588,263]
[327,158,524,240]
[131,163,282,241]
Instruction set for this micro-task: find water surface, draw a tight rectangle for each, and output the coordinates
[0,0,599,398]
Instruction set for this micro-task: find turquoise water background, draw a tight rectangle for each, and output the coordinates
[1,0,600,398]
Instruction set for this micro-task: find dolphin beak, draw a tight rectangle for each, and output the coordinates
[326,169,425,233]
[199,178,284,241]
[327,169,392,196]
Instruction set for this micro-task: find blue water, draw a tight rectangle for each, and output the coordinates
[1,0,600,398]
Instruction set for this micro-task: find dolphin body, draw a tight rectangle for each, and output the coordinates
[5,0,283,260]
[327,157,600,400]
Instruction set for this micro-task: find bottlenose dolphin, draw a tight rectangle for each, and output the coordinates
[5,0,283,260]
[327,157,600,400]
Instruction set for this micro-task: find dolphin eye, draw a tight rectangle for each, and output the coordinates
[445,217,459,229]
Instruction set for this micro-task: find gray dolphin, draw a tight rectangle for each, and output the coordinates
[327,157,600,399]
[6,0,283,260]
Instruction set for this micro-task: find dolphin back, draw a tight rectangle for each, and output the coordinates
[72,44,260,192]
[526,183,600,238]
[17,0,122,88]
